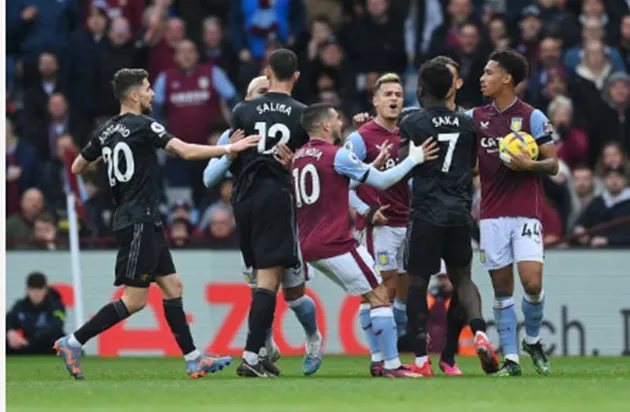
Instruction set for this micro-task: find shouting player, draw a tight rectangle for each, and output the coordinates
[400,59,499,378]
[203,75,322,375]
[293,103,438,378]
[54,68,259,379]
[468,49,558,376]
[229,49,317,378]
[345,74,410,339]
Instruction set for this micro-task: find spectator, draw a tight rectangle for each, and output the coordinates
[39,93,88,160]
[154,39,239,206]
[618,15,630,71]
[542,196,564,246]
[6,188,45,249]
[589,73,630,162]
[237,36,282,95]
[548,96,590,170]
[198,208,239,249]
[40,134,79,218]
[97,17,144,117]
[169,217,193,248]
[563,16,625,74]
[346,0,407,74]
[199,179,233,230]
[535,0,580,47]
[297,15,334,65]
[22,52,66,152]
[515,6,544,71]
[170,200,194,224]
[528,37,566,109]
[595,141,629,177]
[7,0,80,82]
[201,17,239,85]
[83,0,146,37]
[228,0,307,62]
[6,117,41,216]
[487,15,510,51]
[570,165,597,229]
[536,68,570,110]
[445,21,488,108]
[146,15,186,82]
[33,212,59,250]
[428,0,475,57]
[68,3,109,127]
[6,272,65,355]
[83,173,111,237]
[574,165,630,247]
[579,0,615,45]
[354,71,380,115]
[176,0,231,47]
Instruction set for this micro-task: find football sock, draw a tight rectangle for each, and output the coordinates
[469,317,487,334]
[415,355,428,367]
[73,299,130,345]
[441,294,466,364]
[370,306,401,370]
[163,297,196,356]
[392,298,407,337]
[522,290,545,345]
[493,296,519,363]
[359,303,383,362]
[244,288,277,359]
[406,280,429,358]
[287,295,318,338]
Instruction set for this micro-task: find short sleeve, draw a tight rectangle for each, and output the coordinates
[217,129,231,145]
[80,132,102,162]
[334,148,370,182]
[464,109,474,118]
[530,109,554,145]
[343,131,367,161]
[146,119,174,149]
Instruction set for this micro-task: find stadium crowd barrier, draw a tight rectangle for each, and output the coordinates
[6,250,630,357]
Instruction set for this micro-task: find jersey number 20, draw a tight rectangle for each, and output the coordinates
[102,142,135,187]
[254,122,290,154]
[292,164,320,208]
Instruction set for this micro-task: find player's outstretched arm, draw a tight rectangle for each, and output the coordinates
[165,134,260,160]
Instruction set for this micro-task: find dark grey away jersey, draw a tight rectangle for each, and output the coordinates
[229,92,309,203]
[399,106,477,227]
[81,113,173,231]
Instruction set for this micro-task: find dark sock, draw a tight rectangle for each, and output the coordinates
[441,295,466,364]
[469,317,487,335]
[406,280,429,357]
[245,288,277,355]
[74,299,130,344]
[163,297,196,355]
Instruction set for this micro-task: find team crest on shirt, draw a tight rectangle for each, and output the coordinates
[377,252,389,266]
[199,77,210,89]
[479,249,486,264]
[510,117,523,132]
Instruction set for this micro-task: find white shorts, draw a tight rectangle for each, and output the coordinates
[360,226,407,273]
[479,217,544,270]
[310,245,382,296]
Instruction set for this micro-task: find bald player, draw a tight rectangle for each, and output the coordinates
[203,76,323,377]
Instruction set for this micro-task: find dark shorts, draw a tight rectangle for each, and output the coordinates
[233,180,300,270]
[114,223,176,287]
[404,217,472,279]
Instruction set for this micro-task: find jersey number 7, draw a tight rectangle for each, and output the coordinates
[437,132,460,173]
[254,122,291,154]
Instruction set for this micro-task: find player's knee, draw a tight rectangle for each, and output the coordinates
[521,278,542,297]
[364,285,390,307]
[160,275,184,300]
[121,290,149,313]
[282,284,305,301]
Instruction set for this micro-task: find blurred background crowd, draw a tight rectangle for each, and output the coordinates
[5,0,630,251]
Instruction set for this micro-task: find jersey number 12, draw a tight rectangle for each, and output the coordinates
[254,122,291,154]
[102,142,135,187]
[438,132,460,173]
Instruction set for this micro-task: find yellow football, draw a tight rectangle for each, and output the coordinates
[499,131,539,164]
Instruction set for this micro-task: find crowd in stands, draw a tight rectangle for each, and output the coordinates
[6,0,630,250]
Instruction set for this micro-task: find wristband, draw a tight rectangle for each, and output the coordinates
[224,144,232,155]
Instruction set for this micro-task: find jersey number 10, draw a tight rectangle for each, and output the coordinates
[102,142,135,187]
[254,122,291,154]
[292,164,320,208]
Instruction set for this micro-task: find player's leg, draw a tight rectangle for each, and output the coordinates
[245,267,280,363]
[514,218,549,375]
[373,226,405,335]
[393,228,409,338]
[404,217,442,377]
[440,289,466,375]
[444,224,499,374]
[55,224,152,379]
[480,218,521,376]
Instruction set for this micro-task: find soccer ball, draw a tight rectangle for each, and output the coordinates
[499,131,539,164]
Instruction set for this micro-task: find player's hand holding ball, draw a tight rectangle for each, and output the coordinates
[409,137,439,165]
[499,132,539,171]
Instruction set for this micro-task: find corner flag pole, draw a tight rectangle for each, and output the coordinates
[67,192,85,329]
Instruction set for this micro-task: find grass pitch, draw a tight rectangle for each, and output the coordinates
[6,355,630,411]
